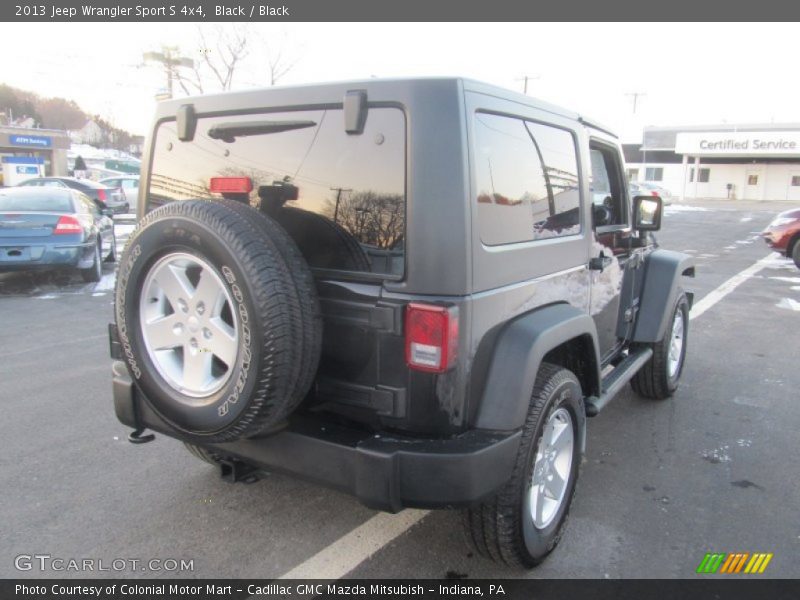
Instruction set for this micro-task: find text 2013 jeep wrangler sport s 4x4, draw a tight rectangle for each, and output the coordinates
[110,78,694,568]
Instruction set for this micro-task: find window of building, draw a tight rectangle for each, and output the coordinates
[689,168,710,183]
[474,112,580,244]
[645,167,663,182]
[791,176,800,187]
[748,175,759,186]
[626,168,639,181]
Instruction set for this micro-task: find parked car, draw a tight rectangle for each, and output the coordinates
[109,78,694,569]
[642,182,673,204]
[632,181,673,205]
[0,186,116,281]
[762,208,800,268]
[17,177,128,214]
[99,176,139,213]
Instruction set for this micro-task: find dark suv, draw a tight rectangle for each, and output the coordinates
[110,78,694,568]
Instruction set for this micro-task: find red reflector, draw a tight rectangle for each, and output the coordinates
[209,177,253,194]
[54,215,82,235]
[405,303,458,373]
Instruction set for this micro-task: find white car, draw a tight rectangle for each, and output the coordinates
[99,176,139,213]
[639,182,673,205]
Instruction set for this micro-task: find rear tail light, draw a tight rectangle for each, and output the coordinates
[210,177,253,194]
[97,189,107,201]
[405,303,459,373]
[54,215,82,235]
[651,191,659,196]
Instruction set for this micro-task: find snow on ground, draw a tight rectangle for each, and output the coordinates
[93,273,116,293]
[776,298,800,311]
[114,224,137,237]
[664,204,709,213]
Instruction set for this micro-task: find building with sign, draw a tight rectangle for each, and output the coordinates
[623,123,800,201]
[0,125,70,186]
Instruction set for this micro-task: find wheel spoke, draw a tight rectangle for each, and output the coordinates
[535,484,546,524]
[207,317,237,366]
[153,263,192,308]
[546,465,567,499]
[143,314,182,350]
[183,349,212,391]
[193,268,226,311]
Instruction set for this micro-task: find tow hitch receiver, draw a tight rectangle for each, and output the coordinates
[219,459,260,484]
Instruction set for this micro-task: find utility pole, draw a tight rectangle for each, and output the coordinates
[625,92,647,114]
[515,74,541,95]
[331,187,352,223]
[143,47,194,100]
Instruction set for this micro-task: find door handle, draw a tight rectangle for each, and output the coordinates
[589,252,613,272]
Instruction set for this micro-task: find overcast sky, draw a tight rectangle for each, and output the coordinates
[1,22,797,141]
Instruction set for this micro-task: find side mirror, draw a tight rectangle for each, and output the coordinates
[633,195,662,231]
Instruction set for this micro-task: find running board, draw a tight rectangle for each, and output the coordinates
[585,347,653,417]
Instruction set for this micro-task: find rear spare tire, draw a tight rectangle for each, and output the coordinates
[114,200,321,443]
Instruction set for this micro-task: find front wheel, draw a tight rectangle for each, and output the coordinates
[463,363,583,568]
[631,291,689,399]
[792,241,800,270]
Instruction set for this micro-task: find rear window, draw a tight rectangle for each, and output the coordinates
[74,179,107,189]
[0,192,73,213]
[148,107,406,277]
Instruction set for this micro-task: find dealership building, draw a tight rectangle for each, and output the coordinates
[0,126,70,186]
[623,123,800,201]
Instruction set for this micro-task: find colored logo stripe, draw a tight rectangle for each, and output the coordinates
[697,552,773,574]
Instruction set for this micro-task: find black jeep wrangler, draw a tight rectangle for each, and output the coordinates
[110,78,694,568]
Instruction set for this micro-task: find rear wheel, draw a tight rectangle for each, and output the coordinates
[80,242,102,282]
[105,234,117,263]
[463,363,583,568]
[631,291,689,399]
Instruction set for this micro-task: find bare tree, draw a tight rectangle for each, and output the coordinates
[323,191,405,249]
[147,25,301,97]
[265,37,300,85]
[166,25,250,95]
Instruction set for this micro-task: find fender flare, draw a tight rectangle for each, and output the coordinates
[475,303,600,435]
[632,249,695,343]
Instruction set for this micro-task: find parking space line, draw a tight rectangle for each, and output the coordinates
[690,253,778,321]
[276,509,429,580]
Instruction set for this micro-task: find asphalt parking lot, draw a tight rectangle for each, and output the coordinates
[1,202,798,580]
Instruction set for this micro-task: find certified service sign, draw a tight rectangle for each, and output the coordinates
[10,134,52,148]
[675,131,800,156]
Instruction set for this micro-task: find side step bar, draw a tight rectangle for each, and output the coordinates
[585,347,653,417]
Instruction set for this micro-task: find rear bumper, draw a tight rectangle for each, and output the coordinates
[111,361,520,512]
[0,242,92,270]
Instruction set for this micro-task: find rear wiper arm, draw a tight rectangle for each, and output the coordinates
[207,120,317,142]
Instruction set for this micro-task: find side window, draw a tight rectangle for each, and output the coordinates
[474,112,580,245]
[589,145,627,228]
[42,180,64,188]
[525,122,581,239]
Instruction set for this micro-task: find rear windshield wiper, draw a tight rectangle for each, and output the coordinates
[207,120,317,143]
